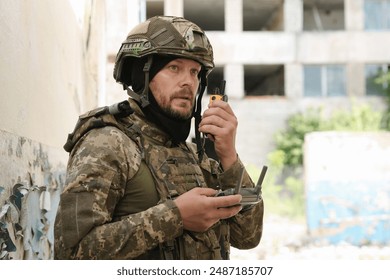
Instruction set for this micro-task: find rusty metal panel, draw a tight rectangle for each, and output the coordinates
[304,132,390,245]
[0,130,67,259]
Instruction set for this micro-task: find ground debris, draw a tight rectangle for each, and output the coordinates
[231,214,390,260]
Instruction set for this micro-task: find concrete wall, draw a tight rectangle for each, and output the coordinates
[304,132,390,245]
[105,0,142,106]
[0,0,106,259]
[1,0,84,148]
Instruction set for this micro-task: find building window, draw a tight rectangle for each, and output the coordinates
[184,0,225,31]
[304,65,346,97]
[244,65,284,96]
[364,0,390,30]
[146,0,164,19]
[243,0,284,31]
[303,0,345,31]
[365,64,389,96]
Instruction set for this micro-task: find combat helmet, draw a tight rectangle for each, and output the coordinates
[113,15,214,108]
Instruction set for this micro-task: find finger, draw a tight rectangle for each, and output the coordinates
[199,125,221,138]
[202,106,235,122]
[199,122,235,140]
[208,100,233,114]
[200,110,237,135]
[217,204,242,219]
[199,114,235,133]
[206,134,215,142]
[212,194,242,208]
[200,114,225,128]
[195,187,218,197]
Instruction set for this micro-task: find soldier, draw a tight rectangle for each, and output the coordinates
[54,16,264,260]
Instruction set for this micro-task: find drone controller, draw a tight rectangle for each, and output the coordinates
[216,165,267,206]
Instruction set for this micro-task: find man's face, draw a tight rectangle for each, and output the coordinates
[149,58,201,120]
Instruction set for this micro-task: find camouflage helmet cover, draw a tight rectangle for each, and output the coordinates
[113,16,215,87]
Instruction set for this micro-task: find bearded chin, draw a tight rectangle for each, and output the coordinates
[162,106,193,121]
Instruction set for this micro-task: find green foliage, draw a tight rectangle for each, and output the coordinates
[322,104,383,131]
[273,109,321,167]
[274,103,383,167]
[258,101,387,220]
[374,72,390,130]
[283,175,305,218]
[246,158,305,220]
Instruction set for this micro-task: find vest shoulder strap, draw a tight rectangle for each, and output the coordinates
[63,100,135,153]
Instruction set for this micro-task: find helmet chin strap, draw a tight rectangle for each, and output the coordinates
[194,70,207,163]
[126,56,153,108]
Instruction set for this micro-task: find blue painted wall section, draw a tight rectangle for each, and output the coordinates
[304,132,390,246]
[306,181,390,245]
[0,130,66,259]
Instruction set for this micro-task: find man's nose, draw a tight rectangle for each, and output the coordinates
[180,70,195,87]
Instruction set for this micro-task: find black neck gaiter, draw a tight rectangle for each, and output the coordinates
[141,92,192,145]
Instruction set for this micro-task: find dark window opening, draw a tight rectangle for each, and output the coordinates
[244,65,285,96]
[243,0,284,31]
[184,0,225,31]
[303,0,345,31]
[146,0,164,19]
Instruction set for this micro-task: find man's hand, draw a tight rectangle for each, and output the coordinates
[174,187,242,232]
[198,100,238,170]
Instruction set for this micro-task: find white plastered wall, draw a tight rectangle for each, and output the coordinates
[0,0,87,148]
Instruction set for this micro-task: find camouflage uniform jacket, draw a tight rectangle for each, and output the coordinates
[54,98,264,260]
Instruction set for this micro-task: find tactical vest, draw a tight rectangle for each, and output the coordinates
[64,100,230,260]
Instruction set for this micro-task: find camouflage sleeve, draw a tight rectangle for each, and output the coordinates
[229,201,264,249]
[218,156,254,190]
[54,127,183,259]
[218,157,264,249]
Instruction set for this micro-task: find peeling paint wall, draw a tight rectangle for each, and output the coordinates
[0,0,106,259]
[304,132,390,245]
[0,130,67,259]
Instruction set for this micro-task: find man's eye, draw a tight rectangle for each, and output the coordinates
[168,65,178,71]
[191,69,200,76]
